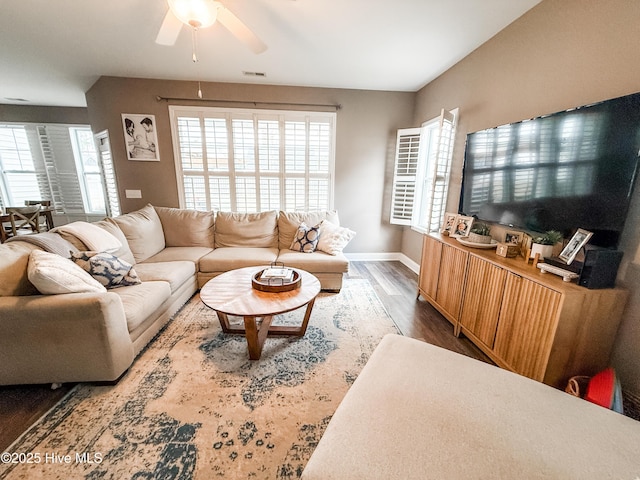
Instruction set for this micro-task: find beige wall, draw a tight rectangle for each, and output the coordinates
[85,77,414,254]
[407,0,640,394]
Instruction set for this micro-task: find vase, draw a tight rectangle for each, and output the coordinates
[530,243,553,260]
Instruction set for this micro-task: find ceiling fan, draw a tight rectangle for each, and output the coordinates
[155,0,267,54]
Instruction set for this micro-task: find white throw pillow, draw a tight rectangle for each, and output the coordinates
[27,250,107,295]
[51,221,122,253]
[316,220,356,255]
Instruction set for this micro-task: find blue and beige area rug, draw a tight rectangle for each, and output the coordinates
[1,279,398,479]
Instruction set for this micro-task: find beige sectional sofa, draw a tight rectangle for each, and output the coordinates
[0,205,349,386]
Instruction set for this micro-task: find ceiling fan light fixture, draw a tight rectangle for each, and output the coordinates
[168,0,219,29]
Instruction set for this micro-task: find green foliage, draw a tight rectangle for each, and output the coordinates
[532,230,563,245]
[470,222,491,236]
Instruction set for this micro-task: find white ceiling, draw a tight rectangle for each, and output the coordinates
[0,0,541,108]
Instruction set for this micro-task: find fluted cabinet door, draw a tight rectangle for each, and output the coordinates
[435,244,468,323]
[419,235,442,299]
[460,256,507,348]
[494,273,562,381]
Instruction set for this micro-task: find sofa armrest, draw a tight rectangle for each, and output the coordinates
[0,292,135,385]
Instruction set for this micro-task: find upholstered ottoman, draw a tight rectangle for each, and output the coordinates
[302,334,640,480]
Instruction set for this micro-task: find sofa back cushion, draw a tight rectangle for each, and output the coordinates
[278,211,340,250]
[0,242,40,296]
[154,206,214,248]
[215,211,278,248]
[93,218,136,265]
[112,204,165,264]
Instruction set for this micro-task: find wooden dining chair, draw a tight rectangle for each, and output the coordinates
[24,200,52,230]
[6,205,42,237]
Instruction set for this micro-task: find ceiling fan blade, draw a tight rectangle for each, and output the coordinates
[217,6,267,54]
[156,10,184,46]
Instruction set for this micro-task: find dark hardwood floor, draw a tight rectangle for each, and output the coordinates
[0,261,501,451]
[347,261,491,363]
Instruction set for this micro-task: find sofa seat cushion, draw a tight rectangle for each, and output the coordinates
[133,261,196,293]
[199,247,279,273]
[154,206,214,247]
[143,246,213,265]
[0,241,40,296]
[215,211,278,248]
[113,204,166,263]
[276,249,349,273]
[112,281,171,333]
[278,210,340,250]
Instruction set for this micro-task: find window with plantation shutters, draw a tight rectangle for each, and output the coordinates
[0,123,116,217]
[0,125,41,206]
[170,106,335,213]
[390,108,458,232]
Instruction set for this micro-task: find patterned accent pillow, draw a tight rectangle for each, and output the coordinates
[290,222,321,253]
[71,251,142,289]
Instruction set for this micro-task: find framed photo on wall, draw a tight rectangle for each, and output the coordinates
[451,215,473,238]
[122,114,159,161]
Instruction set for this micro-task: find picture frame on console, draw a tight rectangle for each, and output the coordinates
[441,212,457,235]
[122,114,159,161]
[504,231,523,245]
[451,215,473,238]
[559,228,593,265]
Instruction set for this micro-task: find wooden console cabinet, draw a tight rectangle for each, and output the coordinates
[418,233,628,388]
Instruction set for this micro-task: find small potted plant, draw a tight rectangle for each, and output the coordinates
[530,230,563,259]
[468,222,492,244]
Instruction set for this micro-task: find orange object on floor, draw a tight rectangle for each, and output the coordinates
[585,368,615,408]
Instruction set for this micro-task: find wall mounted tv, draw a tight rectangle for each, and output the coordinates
[459,92,640,248]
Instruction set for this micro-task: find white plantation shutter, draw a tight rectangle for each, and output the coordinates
[39,125,85,214]
[95,131,120,217]
[170,107,335,212]
[390,128,421,225]
[390,108,458,232]
[413,108,458,233]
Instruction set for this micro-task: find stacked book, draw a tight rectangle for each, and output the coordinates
[260,267,294,282]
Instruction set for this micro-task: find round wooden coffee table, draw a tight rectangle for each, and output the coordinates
[200,266,321,360]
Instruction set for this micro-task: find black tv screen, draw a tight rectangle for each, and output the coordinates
[459,92,640,248]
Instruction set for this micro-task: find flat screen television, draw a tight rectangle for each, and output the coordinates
[459,92,640,248]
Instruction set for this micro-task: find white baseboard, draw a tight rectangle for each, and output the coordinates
[344,252,420,275]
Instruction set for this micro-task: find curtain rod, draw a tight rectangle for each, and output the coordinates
[156,95,342,110]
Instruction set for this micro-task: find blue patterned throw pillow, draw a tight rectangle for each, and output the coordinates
[290,222,321,253]
[71,251,142,289]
